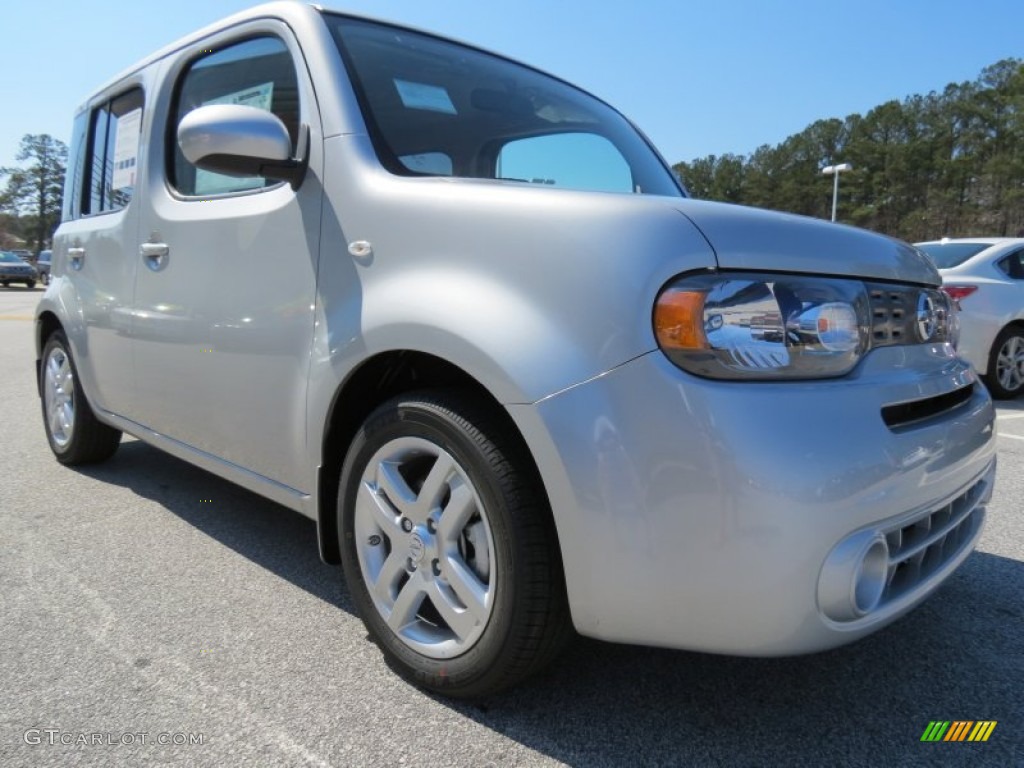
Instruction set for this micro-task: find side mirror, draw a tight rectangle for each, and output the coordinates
[177,104,308,187]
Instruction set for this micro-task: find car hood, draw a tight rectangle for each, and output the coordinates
[671,199,939,286]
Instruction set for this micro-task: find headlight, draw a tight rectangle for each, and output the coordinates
[654,273,871,380]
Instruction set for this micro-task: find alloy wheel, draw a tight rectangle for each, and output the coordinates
[44,346,76,448]
[354,436,496,659]
[996,334,1024,393]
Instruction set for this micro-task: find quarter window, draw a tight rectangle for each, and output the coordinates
[998,251,1024,279]
[83,89,144,215]
[171,37,299,197]
[497,133,633,193]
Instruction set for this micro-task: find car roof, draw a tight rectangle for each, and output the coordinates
[79,2,552,115]
[915,237,1024,247]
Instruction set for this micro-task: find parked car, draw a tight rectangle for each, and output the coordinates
[35,250,52,285]
[0,250,38,288]
[36,3,996,698]
[916,237,1024,398]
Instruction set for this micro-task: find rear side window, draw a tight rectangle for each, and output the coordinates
[83,89,144,215]
[916,242,989,269]
[63,112,88,222]
[170,37,299,197]
[998,251,1024,279]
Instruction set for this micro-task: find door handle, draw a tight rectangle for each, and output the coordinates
[141,242,169,271]
[68,247,85,270]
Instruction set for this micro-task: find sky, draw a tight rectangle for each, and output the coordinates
[2,0,1022,173]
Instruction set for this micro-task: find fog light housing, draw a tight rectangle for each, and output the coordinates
[819,532,890,622]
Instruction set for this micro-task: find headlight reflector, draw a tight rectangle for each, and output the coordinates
[654,273,871,380]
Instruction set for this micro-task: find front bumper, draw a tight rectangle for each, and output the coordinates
[510,344,996,655]
[0,270,38,282]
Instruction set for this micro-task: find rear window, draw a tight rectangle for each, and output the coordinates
[916,242,990,269]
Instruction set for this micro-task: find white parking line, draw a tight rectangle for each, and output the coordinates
[995,412,1024,420]
[999,433,1024,441]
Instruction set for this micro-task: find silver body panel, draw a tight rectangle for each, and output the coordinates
[38,2,997,656]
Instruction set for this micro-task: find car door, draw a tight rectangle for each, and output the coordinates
[55,84,147,416]
[132,26,323,492]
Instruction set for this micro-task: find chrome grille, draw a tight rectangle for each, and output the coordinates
[867,284,913,345]
[865,282,953,348]
[879,473,990,604]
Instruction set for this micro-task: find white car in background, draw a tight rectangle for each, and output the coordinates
[917,237,1024,398]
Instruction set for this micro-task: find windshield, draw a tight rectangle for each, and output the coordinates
[916,242,990,269]
[0,252,22,263]
[326,15,682,197]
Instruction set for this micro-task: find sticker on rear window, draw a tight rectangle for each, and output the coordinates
[394,79,457,115]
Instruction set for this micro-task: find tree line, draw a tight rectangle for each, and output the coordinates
[673,58,1024,241]
[0,135,66,255]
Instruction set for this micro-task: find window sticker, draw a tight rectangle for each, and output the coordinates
[394,79,457,115]
[204,81,274,111]
[111,108,142,191]
[194,82,275,195]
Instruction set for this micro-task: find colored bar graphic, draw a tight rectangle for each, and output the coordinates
[921,720,997,742]
[945,721,972,741]
[970,722,998,742]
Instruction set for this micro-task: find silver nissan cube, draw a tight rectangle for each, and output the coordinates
[37,2,996,697]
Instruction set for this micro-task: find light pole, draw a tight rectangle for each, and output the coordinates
[821,163,852,222]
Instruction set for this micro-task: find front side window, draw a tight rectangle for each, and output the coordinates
[83,89,144,215]
[171,36,299,197]
[326,16,682,197]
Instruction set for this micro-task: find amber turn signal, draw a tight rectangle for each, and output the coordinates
[654,290,708,350]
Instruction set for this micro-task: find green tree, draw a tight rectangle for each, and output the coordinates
[0,134,67,254]
[672,58,1024,241]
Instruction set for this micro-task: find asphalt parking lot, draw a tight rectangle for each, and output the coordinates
[1,285,1021,767]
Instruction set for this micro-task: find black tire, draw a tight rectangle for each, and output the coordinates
[338,390,571,698]
[27,280,36,289]
[984,326,1024,399]
[40,330,122,464]
[1,281,8,288]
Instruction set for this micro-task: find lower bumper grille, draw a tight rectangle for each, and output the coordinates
[879,470,991,605]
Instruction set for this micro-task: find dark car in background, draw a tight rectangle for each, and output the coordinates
[0,250,39,288]
[36,250,52,285]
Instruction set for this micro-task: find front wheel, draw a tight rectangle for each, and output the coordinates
[27,280,36,289]
[339,391,571,698]
[986,326,1024,399]
[41,331,122,464]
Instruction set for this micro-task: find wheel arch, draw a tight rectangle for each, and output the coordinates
[316,350,561,568]
[35,311,65,395]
